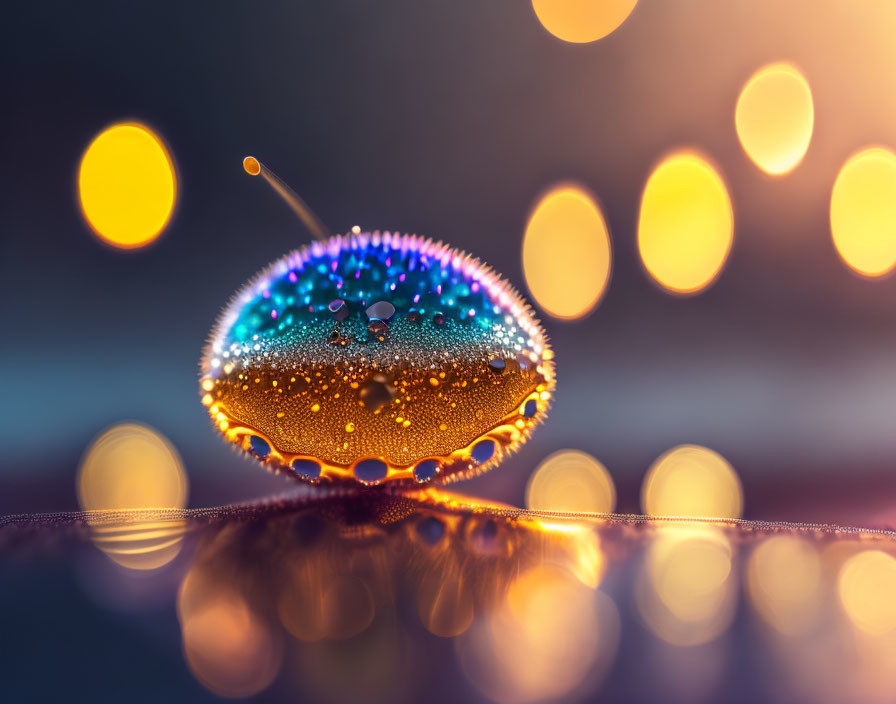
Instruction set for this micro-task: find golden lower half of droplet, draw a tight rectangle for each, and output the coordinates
[201,358,553,485]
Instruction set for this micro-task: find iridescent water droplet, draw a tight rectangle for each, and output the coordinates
[365,300,396,322]
[291,458,321,479]
[367,319,389,342]
[432,312,445,326]
[488,358,506,374]
[360,375,396,412]
[248,435,270,458]
[471,439,495,464]
[407,310,422,324]
[354,458,388,483]
[413,459,440,483]
[329,298,349,321]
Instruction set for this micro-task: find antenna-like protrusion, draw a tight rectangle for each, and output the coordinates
[243,156,328,242]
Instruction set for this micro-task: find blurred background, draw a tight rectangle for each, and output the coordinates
[4,0,896,527]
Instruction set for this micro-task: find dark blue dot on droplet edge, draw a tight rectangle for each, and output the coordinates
[354,458,388,483]
[523,399,538,418]
[413,459,440,483]
[471,439,496,464]
[291,458,321,479]
[248,435,270,458]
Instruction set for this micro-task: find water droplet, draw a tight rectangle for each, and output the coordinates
[329,298,349,321]
[471,439,496,464]
[523,399,538,418]
[413,459,440,483]
[291,458,321,479]
[368,319,389,338]
[287,377,310,395]
[432,312,445,326]
[345,422,355,433]
[488,358,506,374]
[360,374,396,412]
[407,310,422,324]
[439,423,448,431]
[248,435,270,458]
[365,300,396,321]
[354,458,388,483]
[475,408,484,420]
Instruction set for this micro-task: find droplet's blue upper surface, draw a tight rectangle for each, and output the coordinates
[224,233,505,358]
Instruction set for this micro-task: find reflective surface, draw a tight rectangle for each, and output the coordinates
[4,490,896,703]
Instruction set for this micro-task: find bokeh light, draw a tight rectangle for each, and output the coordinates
[526,449,616,514]
[636,527,736,647]
[531,0,637,43]
[87,517,188,571]
[830,147,896,277]
[417,566,475,638]
[746,536,822,635]
[77,422,188,569]
[78,422,188,512]
[458,565,619,703]
[838,550,896,636]
[641,444,742,518]
[638,151,733,294]
[523,184,612,320]
[735,63,814,175]
[180,581,283,698]
[78,122,177,249]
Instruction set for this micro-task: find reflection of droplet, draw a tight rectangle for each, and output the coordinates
[359,375,395,412]
[418,566,475,638]
[523,184,612,320]
[735,63,814,175]
[78,123,177,249]
[526,449,616,514]
[179,581,283,698]
[458,565,620,703]
[354,458,388,483]
[365,300,396,321]
[415,516,446,544]
[747,536,821,635]
[531,0,638,43]
[638,152,733,295]
[89,518,187,571]
[636,527,736,647]
[838,549,896,635]
[830,147,896,277]
[641,444,742,518]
